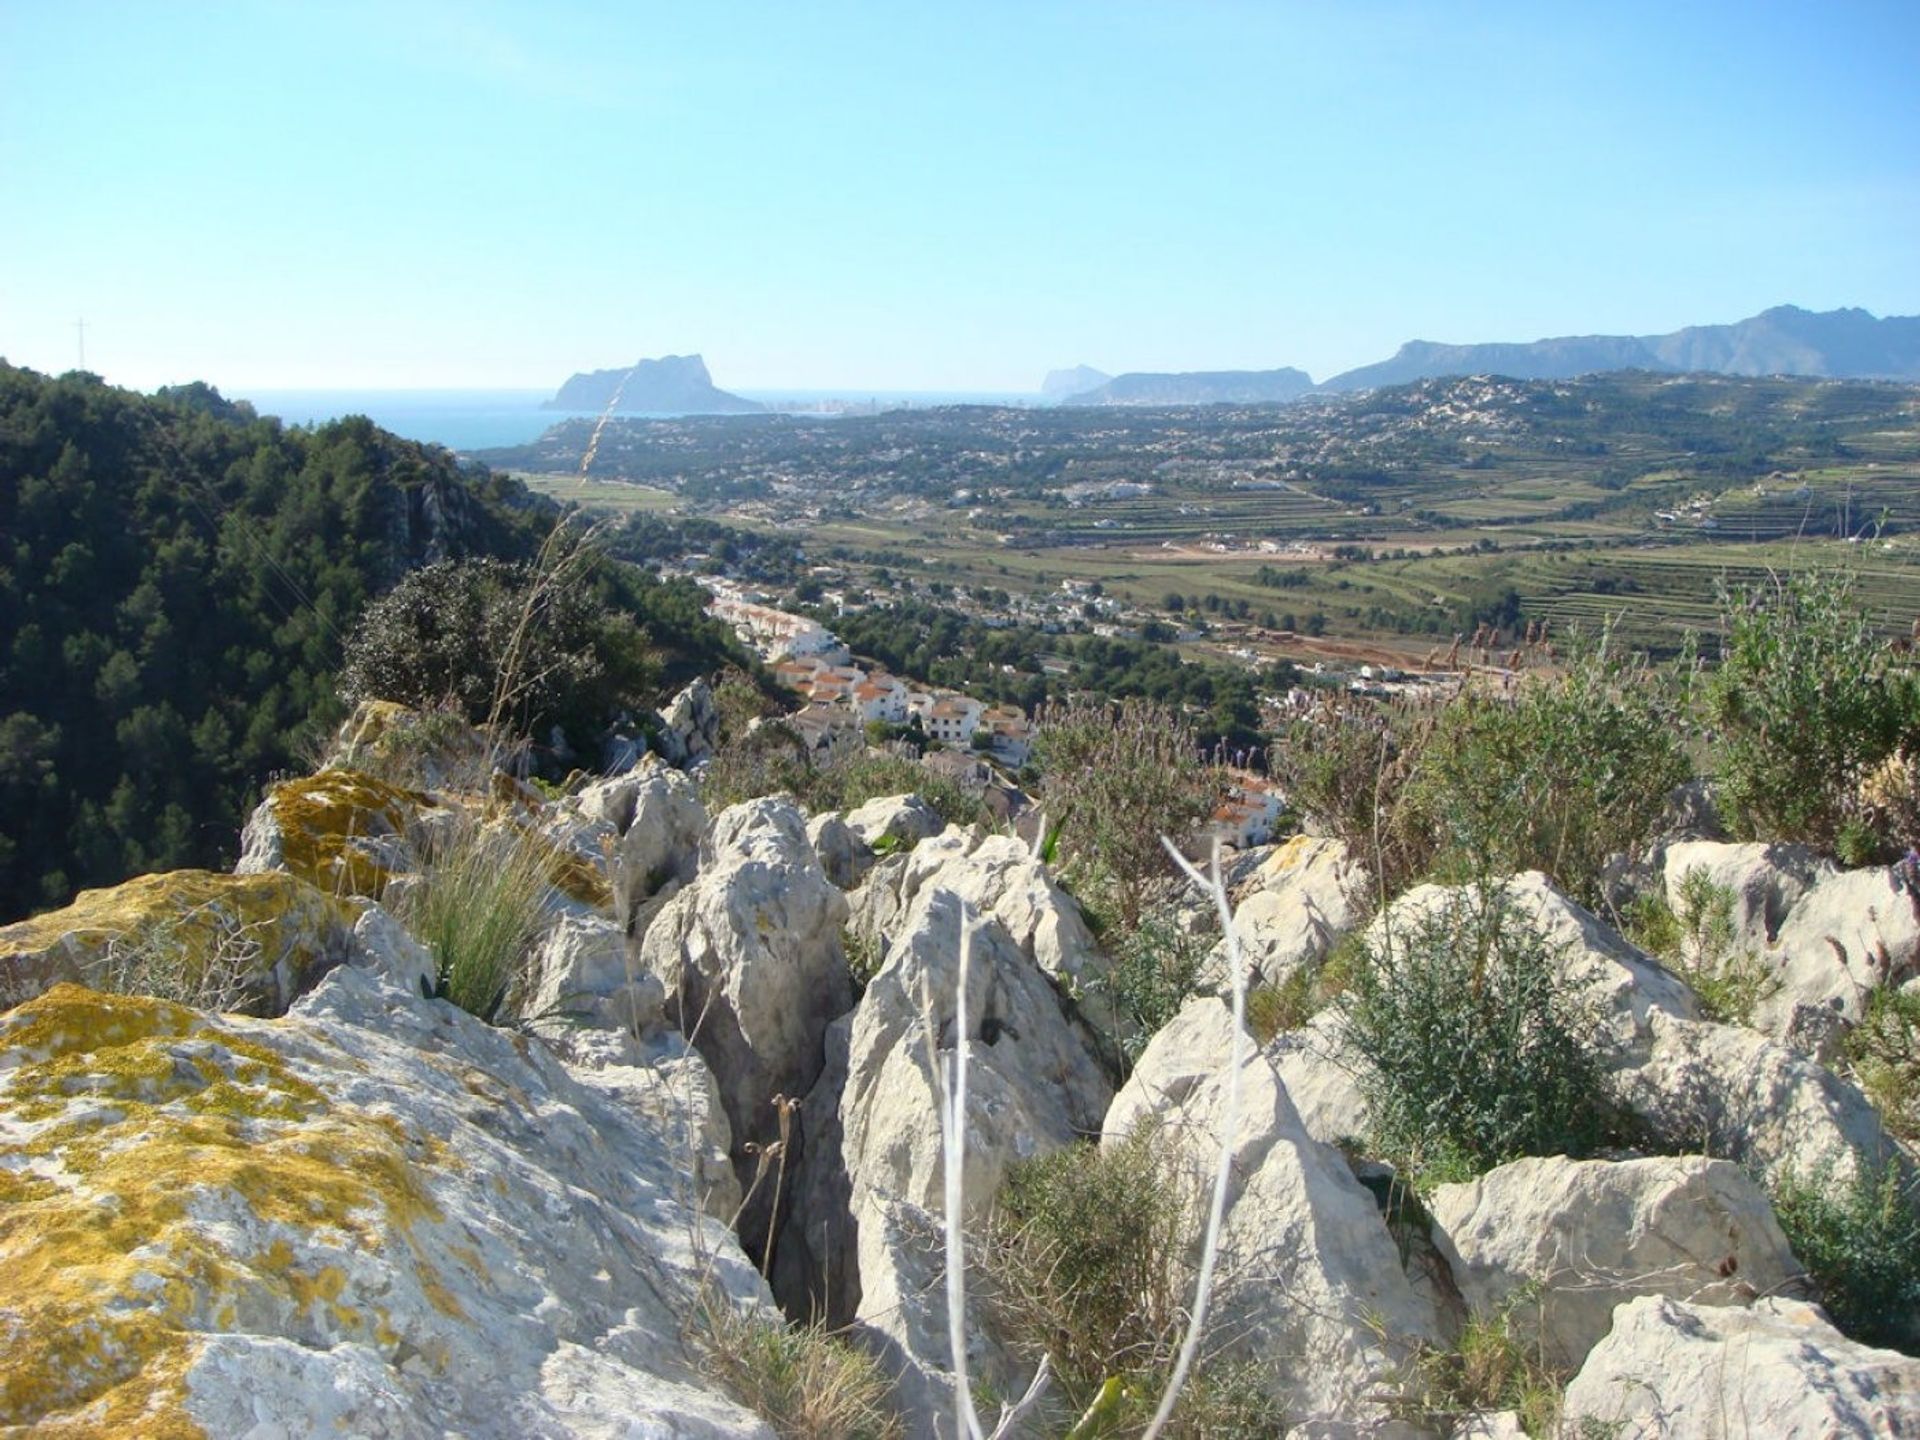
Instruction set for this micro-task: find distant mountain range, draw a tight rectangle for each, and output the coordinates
[1041,365,1111,400]
[545,355,764,414]
[1051,306,1920,406]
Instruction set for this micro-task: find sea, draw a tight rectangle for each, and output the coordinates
[235,387,1042,455]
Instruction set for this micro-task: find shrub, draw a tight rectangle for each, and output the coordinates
[1035,697,1220,931]
[1086,915,1211,1063]
[339,554,658,752]
[1341,882,1614,1187]
[397,823,551,1022]
[1624,866,1778,1026]
[1405,632,1692,909]
[1770,1162,1920,1354]
[1708,570,1919,853]
[97,903,270,1015]
[1391,1299,1565,1438]
[1846,985,1920,1141]
[983,1127,1191,1416]
[700,1303,901,1440]
[1274,689,1441,902]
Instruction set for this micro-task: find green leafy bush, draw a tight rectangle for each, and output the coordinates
[1342,883,1614,1187]
[338,554,658,753]
[1708,570,1919,853]
[1770,1163,1920,1354]
[1087,915,1210,1062]
[1846,985,1920,1141]
[1406,633,1692,909]
[985,1127,1190,1415]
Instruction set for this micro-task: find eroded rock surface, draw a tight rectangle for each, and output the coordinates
[1428,1155,1805,1369]
[0,971,772,1438]
[1562,1295,1920,1438]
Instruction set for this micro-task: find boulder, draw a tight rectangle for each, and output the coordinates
[1428,1155,1806,1369]
[844,793,945,852]
[0,869,356,1016]
[0,971,774,1438]
[655,676,721,768]
[784,886,1110,1431]
[1617,1009,1906,1188]
[554,1024,744,1223]
[518,911,663,1036]
[637,796,851,1244]
[237,768,436,897]
[807,811,874,890]
[1660,840,1828,954]
[1218,835,1370,984]
[605,761,710,944]
[849,827,1108,1021]
[1104,996,1444,1427]
[1561,1296,1920,1438]
[1271,1010,1370,1147]
[1758,863,1920,1042]
[346,897,437,998]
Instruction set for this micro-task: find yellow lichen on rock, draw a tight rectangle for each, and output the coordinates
[0,985,452,1436]
[251,768,431,897]
[0,871,354,1016]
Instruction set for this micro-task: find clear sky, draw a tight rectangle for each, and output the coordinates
[2,1,1916,393]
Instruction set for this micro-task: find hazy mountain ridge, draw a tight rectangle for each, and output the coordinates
[1070,365,1316,407]
[1050,306,1920,406]
[545,354,764,415]
[1041,364,1112,399]
[1321,306,1920,392]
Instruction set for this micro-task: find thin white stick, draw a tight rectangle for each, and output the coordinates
[1140,836,1249,1440]
[943,916,986,1440]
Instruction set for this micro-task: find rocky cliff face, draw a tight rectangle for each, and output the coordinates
[5,704,1920,1438]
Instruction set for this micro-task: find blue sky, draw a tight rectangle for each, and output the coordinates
[2,1,1916,392]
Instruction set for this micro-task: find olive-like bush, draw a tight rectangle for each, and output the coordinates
[1342,882,1614,1188]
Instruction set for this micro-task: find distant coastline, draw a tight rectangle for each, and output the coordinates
[237,387,1044,452]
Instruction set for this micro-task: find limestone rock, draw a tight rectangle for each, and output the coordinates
[655,676,721,768]
[1428,1155,1805,1369]
[1104,996,1444,1426]
[553,1024,744,1222]
[850,827,1107,1020]
[0,869,356,1016]
[844,793,945,852]
[0,972,774,1438]
[237,768,435,897]
[787,886,1110,1431]
[1271,1010,1370,1147]
[1618,1009,1905,1188]
[1660,839,1828,954]
[637,796,851,1235]
[807,811,874,890]
[347,897,437,998]
[1562,1295,1920,1438]
[606,762,710,944]
[518,911,662,1035]
[1758,863,1920,1041]
[1219,835,1370,984]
